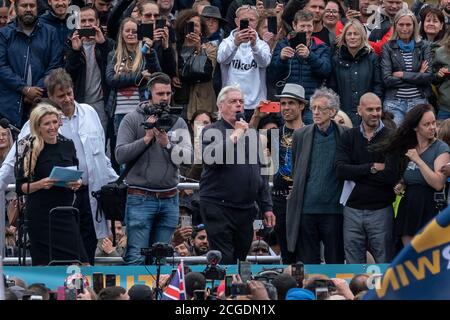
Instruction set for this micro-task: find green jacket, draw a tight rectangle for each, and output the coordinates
[433,46,450,112]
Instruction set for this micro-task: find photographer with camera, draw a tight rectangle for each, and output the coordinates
[115,72,192,265]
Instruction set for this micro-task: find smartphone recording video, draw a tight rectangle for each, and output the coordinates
[240,19,249,30]
[186,21,195,34]
[289,32,307,49]
[180,215,192,227]
[238,260,252,282]
[156,18,166,29]
[138,23,154,40]
[267,16,278,34]
[291,262,305,287]
[105,274,116,287]
[77,28,96,38]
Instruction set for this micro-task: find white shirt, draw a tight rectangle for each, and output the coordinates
[60,106,88,184]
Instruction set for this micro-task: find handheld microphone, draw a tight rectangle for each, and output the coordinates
[235,112,245,122]
[0,118,20,135]
[206,250,222,266]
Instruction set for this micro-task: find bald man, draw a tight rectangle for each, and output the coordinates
[335,93,399,264]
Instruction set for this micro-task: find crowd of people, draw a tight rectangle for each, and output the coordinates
[2,265,377,300]
[0,0,450,284]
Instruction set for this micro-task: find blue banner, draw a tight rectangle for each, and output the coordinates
[3,264,388,290]
[365,205,450,300]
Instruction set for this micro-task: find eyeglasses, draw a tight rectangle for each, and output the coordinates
[310,105,330,113]
[324,9,339,15]
[143,13,160,18]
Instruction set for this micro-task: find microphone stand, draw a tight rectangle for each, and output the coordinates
[14,132,24,265]
[17,137,34,266]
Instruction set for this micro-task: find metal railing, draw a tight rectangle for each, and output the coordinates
[2,255,281,266]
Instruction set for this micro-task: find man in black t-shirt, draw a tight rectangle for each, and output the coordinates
[304,0,330,46]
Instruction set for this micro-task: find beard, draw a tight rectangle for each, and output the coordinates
[19,13,37,27]
[195,245,208,255]
[445,7,450,15]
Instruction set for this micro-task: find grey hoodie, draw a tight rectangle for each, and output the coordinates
[115,103,193,190]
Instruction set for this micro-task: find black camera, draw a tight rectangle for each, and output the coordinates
[203,265,226,280]
[141,242,174,261]
[141,102,181,132]
[231,283,249,295]
[434,191,447,211]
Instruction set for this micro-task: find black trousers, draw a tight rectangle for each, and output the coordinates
[74,187,98,265]
[272,195,296,264]
[295,214,344,264]
[200,201,254,264]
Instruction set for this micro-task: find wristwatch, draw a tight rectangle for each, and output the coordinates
[370,165,378,174]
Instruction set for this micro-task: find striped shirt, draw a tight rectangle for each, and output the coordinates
[396,51,422,99]
[115,86,140,115]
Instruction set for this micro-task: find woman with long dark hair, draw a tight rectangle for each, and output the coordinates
[378,104,450,246]
[173,9,217,121]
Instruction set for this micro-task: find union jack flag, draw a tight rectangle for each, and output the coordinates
[161,260,186,300]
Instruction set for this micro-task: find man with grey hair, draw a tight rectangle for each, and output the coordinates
[199,85,275,264]
[286,87,346,264]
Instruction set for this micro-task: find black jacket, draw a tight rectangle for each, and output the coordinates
[64,37,115,105]
[281,0,309,29]
[335,125,399,210]
[199,119,273,212]
[368,12,392,42]
[381,39,433,100]
[328,46,383,124]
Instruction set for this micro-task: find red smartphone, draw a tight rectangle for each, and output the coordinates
[259,101,281,113]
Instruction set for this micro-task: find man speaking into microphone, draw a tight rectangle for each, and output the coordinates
[199,85,275,264]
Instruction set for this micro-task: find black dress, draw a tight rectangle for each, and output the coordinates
[18,135,88,265]
[396,140,450,237]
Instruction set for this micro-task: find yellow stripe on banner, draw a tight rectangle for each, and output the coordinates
[335,273,354,280]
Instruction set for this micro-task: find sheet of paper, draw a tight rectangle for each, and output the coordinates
[49,166,83,187]
[339,180,356,206]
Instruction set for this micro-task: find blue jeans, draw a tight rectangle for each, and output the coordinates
[113,113,126,136]
[384,97,428,126]
[124,193,179,265]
